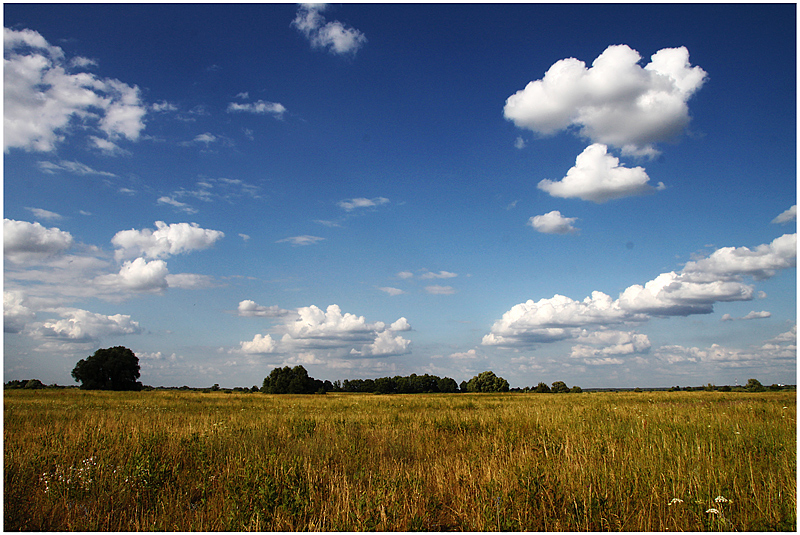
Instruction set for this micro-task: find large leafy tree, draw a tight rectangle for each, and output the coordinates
[71,346,142,391]
[463,371,510,393]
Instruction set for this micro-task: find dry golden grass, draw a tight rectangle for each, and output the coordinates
[4,389,796,531]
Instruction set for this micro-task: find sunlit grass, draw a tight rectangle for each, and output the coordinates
[4,389,795,531]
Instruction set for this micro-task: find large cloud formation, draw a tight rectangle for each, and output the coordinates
[4,27,147,153]
[484,234,796,353]
[235,304,411,359]
[504,44,707,156]
[111,221,225,260]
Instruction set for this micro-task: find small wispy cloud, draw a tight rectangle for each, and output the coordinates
[157,196,198,214]
[379,287,405,296]
[276,235,325,246]
[425,285,456,295]
[26,207,63,220]
[338,197,389,212]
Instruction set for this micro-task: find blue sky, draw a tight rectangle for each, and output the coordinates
[3,3,796,389]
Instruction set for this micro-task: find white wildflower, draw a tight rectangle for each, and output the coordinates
[714,495,729,503]
[706,508,721,515]
[668,498,684,505]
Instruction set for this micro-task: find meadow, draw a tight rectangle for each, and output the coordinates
[4,389,796,531]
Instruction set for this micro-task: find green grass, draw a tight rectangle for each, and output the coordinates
[4,389,796,531]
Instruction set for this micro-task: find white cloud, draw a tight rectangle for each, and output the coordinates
[237,300,293,318]
[4,291,35,333]
[4,219,74,263]
[237,333,278,354]
[397,271,414,279]
[503,44,706,155]
[26,207,63,221]
[227,100,286,118]
[420,270,458,279]
[337,197,389,211]
[570,330,651,361]
[157,196,198,214]
[292,4,367,56]
[276,235,325,246]
[722,310,771,322]
[425,285,456,295]
[111,221,225,261]
[681,233,796,281]
[538,144,665,203]
[389,317,411,331]
[482,292,627,347]
[528,210,579,234]
[113,258,169,292]
[379,287,406,296]
[449,349,479,360]
[4,27,146,153]
[236,304,411,359]
[33,307,142,342]
[514,136,526,149]
[36,159,116,177]
[484,235,795,349]
[772,205,796,224]
[617,271,754,317]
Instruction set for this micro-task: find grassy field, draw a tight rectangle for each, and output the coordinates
[4,389,796,531]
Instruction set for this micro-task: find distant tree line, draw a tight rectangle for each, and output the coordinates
[4,346,794,395]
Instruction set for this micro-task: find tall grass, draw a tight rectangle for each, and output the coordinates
[4,389,795,531]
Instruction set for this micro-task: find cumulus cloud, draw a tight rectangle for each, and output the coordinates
[570,330,651,361]
[111,221,224,261]
[337,197,389,211]
[4,219,74,263]
[484,235,796,349]
[504,44,706,155]
[4,291,35,333]
[292,4,367,56]
[227,100,286,118]
[772,205,796,224]
[276,235,325,246]
[482,292,627,347]
[33,307,142,342]
[537,144,665,203]
[237,333,278,354]
[681,233,796,281]
[528,210,579,234]
[111,258,169,292]
[235,304,411,359]
[4,27,146,153]
[397,271,414,279]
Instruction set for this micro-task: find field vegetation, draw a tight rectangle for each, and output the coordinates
[4,389,795,531]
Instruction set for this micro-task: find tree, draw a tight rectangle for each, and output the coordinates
[551,381,569,394]
[534,382,550,393]
[745,378,766,392]
[463,371,510,393]
[261,365,318,394]
[569,385,582,393]
[71,346,142,391]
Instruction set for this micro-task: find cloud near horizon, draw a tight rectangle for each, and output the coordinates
[483,234,796,360]
[234,304,412,361]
